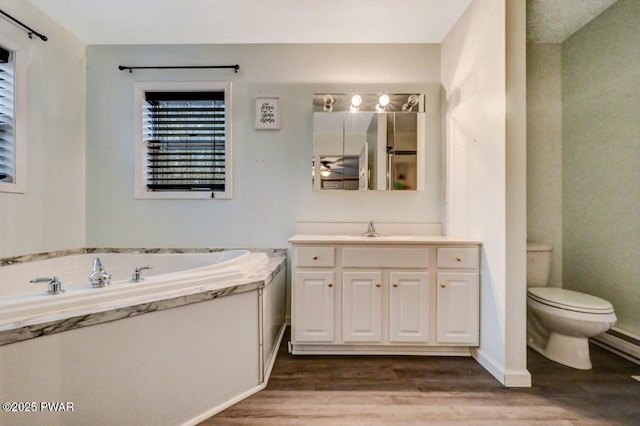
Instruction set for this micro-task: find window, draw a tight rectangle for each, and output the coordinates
[0,37,26,194]
[135,82,232,199]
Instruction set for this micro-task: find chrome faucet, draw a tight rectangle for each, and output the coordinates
[31,276,65,295]
[130,265,152,283]
[362,220,380,237]
[89,257,111,288]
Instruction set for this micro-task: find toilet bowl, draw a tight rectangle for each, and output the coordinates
[527,287,616,369]
[526,244,616,370]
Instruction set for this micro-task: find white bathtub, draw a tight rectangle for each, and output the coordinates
[0,249,287,425]
[0,250,268,327]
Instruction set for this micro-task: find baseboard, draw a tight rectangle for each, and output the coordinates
[471,348,531,387]
[182,383,266,426]
[503,369,532,387]
[264,323,287,380]
[591,327,640,365]
[292,344,472,356]
[182,323,287,426]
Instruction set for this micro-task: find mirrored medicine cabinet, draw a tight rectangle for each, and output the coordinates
[312,93,426,191]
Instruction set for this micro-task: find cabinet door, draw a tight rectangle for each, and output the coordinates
[389,272,430,343]
[342,271,383,342]
[436,272,479,344]
[293,271,335,342]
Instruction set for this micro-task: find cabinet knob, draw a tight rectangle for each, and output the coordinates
[393,282,399,288]
[376,283,382,288]
[440,282,447,288]
[312,256,318,260]
[456,256,462,262]
[328,282,333,288]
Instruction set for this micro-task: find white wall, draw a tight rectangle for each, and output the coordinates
[504,0,530,387]
[0,0,86,258]
[85,44,443,248]
[441,0,529,386]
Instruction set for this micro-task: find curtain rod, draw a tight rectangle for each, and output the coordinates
[118,65,240,73]
[0,9,47,41]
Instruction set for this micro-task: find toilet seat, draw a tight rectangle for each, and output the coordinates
[527,287,614,314]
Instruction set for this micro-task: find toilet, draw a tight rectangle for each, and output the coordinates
[526,243,616,370]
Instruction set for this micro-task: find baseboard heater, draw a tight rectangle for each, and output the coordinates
[591,327,640,365]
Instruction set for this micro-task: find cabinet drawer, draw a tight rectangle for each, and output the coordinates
[342,247,429,268]
[296,246,335,267]
[437,248,478,269]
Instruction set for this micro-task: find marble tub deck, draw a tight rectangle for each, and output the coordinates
[0,248,286,347]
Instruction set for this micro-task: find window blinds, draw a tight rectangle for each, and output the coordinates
[143,91,226,192]
[0,46,14,183]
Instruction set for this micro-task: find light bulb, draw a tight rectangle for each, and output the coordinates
[378,94,390,107]
[402,94,419,112]
[323,94,335,112]
[351,95,362,107]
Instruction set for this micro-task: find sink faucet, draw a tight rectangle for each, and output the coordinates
[89,257,111,288]
[362,220,380,237]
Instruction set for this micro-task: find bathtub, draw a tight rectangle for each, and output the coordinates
[0,250,268,328]
[0,249,287,426]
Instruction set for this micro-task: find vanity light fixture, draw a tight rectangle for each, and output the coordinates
[375,94,390,112]
[350,94,362,112]
[313,93,424,113]
[323,94,335,112]
[402,94,420,112]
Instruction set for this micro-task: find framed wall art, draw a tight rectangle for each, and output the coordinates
[255,97,280,130]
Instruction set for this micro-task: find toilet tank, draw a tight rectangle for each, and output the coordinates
[526,243,553,287]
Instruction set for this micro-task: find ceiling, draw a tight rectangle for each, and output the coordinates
[26,0,473,45]
[26,0,619,45]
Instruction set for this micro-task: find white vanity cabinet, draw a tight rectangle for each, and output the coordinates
[294,270,335,342]
[342,270,431,344]
[435,247,480,344]
[289,235,481,356]
[292,246,336,342]
[388,271,430,343]
[342,270,383,342]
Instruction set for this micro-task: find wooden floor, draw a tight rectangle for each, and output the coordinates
[201,329,640,425]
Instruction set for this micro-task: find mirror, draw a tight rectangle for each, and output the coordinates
[312,93,425,191]
[312,111,425,191]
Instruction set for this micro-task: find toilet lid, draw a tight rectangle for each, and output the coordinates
[528,287,614,314]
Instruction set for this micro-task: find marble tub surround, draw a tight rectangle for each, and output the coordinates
[0,247,286,267]
[0,248,86,267]
[0,253,286,346]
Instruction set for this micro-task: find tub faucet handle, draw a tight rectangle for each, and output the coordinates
[130,265,153,283]
[31,276,65,295]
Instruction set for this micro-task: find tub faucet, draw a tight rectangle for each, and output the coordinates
[130,265,152,283]
[89,257,111,288]
[31,276,65,295]
[362,220,380,237]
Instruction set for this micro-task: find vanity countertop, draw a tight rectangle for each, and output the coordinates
[288,234,482,245]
